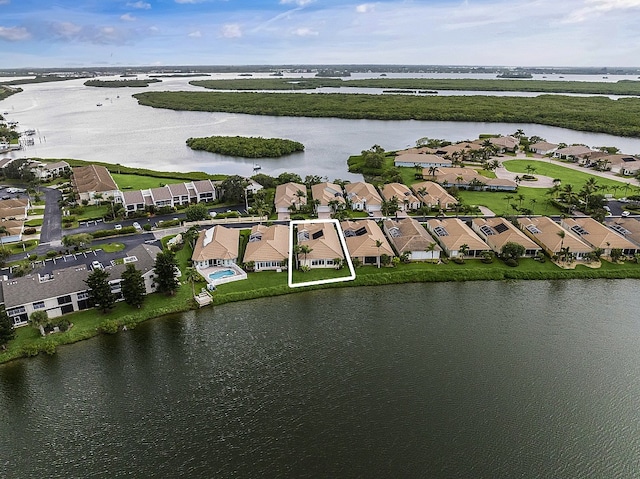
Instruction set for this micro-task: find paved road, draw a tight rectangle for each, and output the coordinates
[38,187,62,245]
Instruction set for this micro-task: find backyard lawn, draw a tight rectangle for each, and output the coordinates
[112,173,187,190]
[457,187,562,216]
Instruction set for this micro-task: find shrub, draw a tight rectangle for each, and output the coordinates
[46,250,58,258]
[143,223,152,231]
[505,258,519,267]
[57,320,71,332]
[28,254,38,261]
[98,319,120,334]
[452,257,465,264]
[23,227,37,235]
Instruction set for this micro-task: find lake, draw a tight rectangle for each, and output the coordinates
[1,280,640,478]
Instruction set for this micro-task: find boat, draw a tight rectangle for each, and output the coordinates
[252,163,261,172]
[24,129,36,136]
[96,103,103,107]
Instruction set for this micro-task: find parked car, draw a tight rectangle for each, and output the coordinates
[114,224,122,230]
[132,222,141,230]
[91,261,104,270]
[622,211,631,217]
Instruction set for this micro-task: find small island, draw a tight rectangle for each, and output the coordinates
[84,79,162,88]
[186,135,304,158]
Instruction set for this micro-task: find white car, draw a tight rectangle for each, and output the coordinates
[622,211,631,217]
[114,224,122,230]
[132,222,141,230]
[91,260,104,270]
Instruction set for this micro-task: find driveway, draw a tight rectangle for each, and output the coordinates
[37,187,62,246]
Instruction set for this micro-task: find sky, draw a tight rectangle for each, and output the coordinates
[1,0,640,69]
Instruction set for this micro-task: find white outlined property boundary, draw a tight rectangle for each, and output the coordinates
[288,218,356,288]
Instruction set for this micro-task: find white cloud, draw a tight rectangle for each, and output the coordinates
[175,0,202,4]
[292,27,318,36]
[121,13,136,22]
[221,23,242,38]
[0,0,11,5]
[188,30,201,37]
[563,0,640,23]
[51,22,83,39]
[126,1,150,9]
[280,0,314,6]
[356,3,375,13]
[0,26,30,41]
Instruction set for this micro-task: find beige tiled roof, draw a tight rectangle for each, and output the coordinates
[472,217,540,252]
[344,182,382,207]
[243,224,289,263]
[529,141,558,152]
[394,153,451,166]
[275,182,307,209]
[340,220,393,258]
[561,217,638,251]
[411,181,458,208]
[311,182,345,207]
[298,223,344,260]
[605,218,640,246]
[380,183,419,204]
[192,225,239,262]
[555,145,593,157]
[72,165,118,194]
[489,136,519,149]
[0,219,24,237]
[425,218,489,253]
[518,216,592,254]
[383,218,440,255]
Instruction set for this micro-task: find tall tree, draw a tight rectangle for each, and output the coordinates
[184,203,209,222]
[221,175,249,204]
[85,268,116,313]
[185,267,201,297]
[29,310,50,337]
[154,250,180,295]
[121,264,146,309]
[0,306,16,348]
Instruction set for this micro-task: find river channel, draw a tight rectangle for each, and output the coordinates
[1,281,640,478]
[3,75,640,181]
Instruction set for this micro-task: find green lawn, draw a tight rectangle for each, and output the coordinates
[112,173,187,190]
[458,187,562,216]
[503,159,635,194]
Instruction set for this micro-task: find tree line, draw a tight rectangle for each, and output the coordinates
[134,91,640,138]
[84,79,161,88]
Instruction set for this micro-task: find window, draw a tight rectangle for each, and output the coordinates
[7,306,26,317]
[32,301,45,310]
[77,292,89,301]
[57,295,72,305]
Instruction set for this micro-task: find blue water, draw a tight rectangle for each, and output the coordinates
[208,269,235,280]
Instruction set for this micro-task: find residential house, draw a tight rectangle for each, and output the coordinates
[485,178,518,192]
[424,218,490,258]
[518,216,592,259]
[0,219,24,244]
[245,179,264,195]
[190,179,217,203]
[30,160,70,180]
[529,141,558,155]
[560,217,639,256]
[383,217,441,261]
[553,145,593,162]
[344,181,382,214]
[394,153,452,169]
[167,182,191,207]
[311,182,346,216]
[122,189,146,215]
[296,222,344,269]
[471,217,541,257]
[2,244,160,327]
[0,198,30,220]
[191,225,239,268]
[605,218,640,248]
[489,135,519,153]
[340,219,393,266]
[275,182,307,218]
[411,181,458,210]
[432,167,516,191]
[72,165,122,205]
[242,224,289,271]
[380,183,420,211]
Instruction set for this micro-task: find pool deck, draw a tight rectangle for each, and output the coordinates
[196,264,247,287]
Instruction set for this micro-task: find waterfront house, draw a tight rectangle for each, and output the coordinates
[518,216,592,259]
[122,189,146,215]
[275,182,307,218]
[605,218,640,248]
[411,181,458,210]
[394,153,451,169]
[189,179,217,203]
[245,179,264,196]
[553,145,593,162]
[344,181,382,214]
[424,218,490,258]
[29,160,70,180]
[191,225,239,268]
[167,182,191,206]
[72,165,122,205]
[296,222,344,269]
[2,244,160,327]
[560,217,639,257]
[489,136,519,153]
[242,224,289,271]
[148,186,173,208]
[471,217,541,257]
[432,167,516,191]
[340,219,393,266]
[529,141,558,155]
[311,182,346,217]
[380,183,420,211]
[382,217,441,261]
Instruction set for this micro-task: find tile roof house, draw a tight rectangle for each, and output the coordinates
[2,244,161,327]
[383,217,441,261]
[0,198,29,220]
[432,167,516,191]
[394,153,452,168]
[411,181,458,210]
[553,145,593,162]
[471,217,541,257]
[605,218,640,248]
[296,222,344,269]
[340,219,394,266]
[560,217,639,256]
[242,224,289,271]
[0,219,24,244]
[425,218,490,258]
[518,216,592,259]
[192,225,239,268]
[529,141,558,155]
[275,182,307,218]
[311,182,346,216]
[380,183,420,211]
[489,136,519,153]
[72,165,121,205]
[344,182,382,213]
[122,189,146,214]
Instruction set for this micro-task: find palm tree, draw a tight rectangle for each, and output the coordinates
[426,242,437,262]
[458,243,469,258]
[517,194,526,208]
[529,198,537,216]
[375,239,383,268]
[185,267,200,298]
[557,230,566,257]
[299,245,312,268]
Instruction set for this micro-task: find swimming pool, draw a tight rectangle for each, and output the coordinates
[208,269,235,281]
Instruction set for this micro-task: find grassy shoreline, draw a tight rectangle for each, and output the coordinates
[3,259,639,365]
